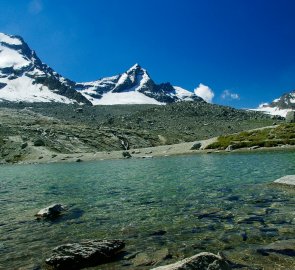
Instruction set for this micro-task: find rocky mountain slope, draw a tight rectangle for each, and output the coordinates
[0,33,90,104]
[256,90,295,117]
[75,63,203,104]
[0,32,202,105]
[0,101,275,163]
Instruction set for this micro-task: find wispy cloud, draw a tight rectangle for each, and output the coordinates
[221,89,240,100]
[194,83,214,103]
[28,0,43,15]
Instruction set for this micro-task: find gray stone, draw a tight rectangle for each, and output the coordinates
[151,252,231,270]
[190,142,202,150]
[225,145,233,151]
[35,203,66,219]
[236,215,265,224]
[76,107,83,113]
[122,151,132,158]
[285,111,295,123]
[33,138,45,147]
[257,239,295,256]
[45,239,125,269]
[21,142,28,149]
[273,175,295,186]
[132,248,172,267]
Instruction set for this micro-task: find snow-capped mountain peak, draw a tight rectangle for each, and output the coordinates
[0,32,204,106]
[0,33,22,46]
[76,64,204,105]
[255,90,295,117]
[0,33,90,104]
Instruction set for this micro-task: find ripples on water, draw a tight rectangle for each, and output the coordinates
[0,151,295,269]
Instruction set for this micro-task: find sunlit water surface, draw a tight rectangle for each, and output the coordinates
[1,151,295,269]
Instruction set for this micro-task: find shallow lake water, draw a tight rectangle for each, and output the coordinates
[1,151,295,269]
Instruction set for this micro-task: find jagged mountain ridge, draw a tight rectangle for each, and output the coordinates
[75,64,203,105]
[0,33,90,104]
[256,90,295,117]
[0,32,203,105]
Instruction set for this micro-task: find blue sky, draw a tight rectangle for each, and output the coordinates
[1,0,295,108]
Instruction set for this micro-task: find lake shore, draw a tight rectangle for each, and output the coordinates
[6,137,295,165]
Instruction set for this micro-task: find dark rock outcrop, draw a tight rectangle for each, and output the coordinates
[45,240,125,269]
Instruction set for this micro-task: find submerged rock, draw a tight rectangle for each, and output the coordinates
[151,252,231,270]
[257,239,295,256]
[45,239,125,269]
[132,248,172,267]
[150,230,167,236]
[35,204,66,220]
[236,215,265,224]
[273,175,295,187]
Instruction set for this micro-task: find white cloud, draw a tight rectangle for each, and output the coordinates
[28,0,43,14]
[194,83,214,103]
[221,89,240,100]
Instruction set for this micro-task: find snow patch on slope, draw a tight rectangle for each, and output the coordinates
[0,46,30,69]
[0,76,74,103]
[173,86,194,101]
[84,91,164,105]
[254,104,292,117]
[0,33,22,45]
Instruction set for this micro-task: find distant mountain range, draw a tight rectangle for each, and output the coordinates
[255,90,295,117]
[1,32,294,116]
[0,33,203,105]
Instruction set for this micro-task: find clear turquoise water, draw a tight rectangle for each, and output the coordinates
[0,151,295,269]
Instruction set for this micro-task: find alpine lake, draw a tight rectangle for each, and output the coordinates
[1,150,295,270]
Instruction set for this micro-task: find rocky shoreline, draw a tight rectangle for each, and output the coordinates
[1,138,295,166]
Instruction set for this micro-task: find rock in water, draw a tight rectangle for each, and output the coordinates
[257,239,295,256]
[151,252,231,270]
[273,175,295,187]
[35,204,66,219]
[45,240,125,269]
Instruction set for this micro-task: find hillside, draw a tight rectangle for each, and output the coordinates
[0,101,275,163]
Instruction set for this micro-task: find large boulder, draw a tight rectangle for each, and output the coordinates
[151,252,231,270]
[35,203,66,220]
[45,240,125,269]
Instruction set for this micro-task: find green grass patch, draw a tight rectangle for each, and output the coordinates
[206,124,295,150]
